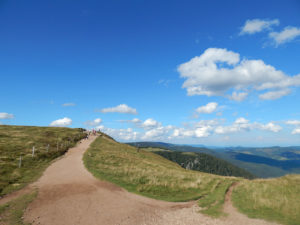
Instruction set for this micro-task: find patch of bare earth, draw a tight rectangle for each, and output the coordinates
[1,135,279,225]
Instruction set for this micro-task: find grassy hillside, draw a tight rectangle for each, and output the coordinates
[0,125,86,196]
[146,148,255,179]
[84,136,237,217]
[86,135,300,223]
[0,190,37,225]
[232,175,300,225]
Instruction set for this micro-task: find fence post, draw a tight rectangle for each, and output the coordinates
[47,144,49,152]
[32,146,35,157]
[19,156,22,168]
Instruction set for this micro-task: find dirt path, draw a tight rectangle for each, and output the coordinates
[16,135,278,225]
[221,182,278,225]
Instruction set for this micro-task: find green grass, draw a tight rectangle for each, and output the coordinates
[0,191,37,225]
[0,125,86,196]
[232,174,300,225]
[198,179,232,217]
[84,136,237,216]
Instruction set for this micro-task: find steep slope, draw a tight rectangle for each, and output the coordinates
[151,149,255,179]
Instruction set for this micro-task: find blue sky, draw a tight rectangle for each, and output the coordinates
[1,0,300,146]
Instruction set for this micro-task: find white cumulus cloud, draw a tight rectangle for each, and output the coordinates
[286,120,300,126]
[230,92,248,101]
[98,126,139,141]
[99,104,137,114]
[172,126,212,138]
[214,118,281,135]
[235,117,249,124]
[142,127,168,140]
[292,128,300,134]
[286,120,300,135]
[240,19,279,35]
[84,118,102,127]
[196,102,218,114]
[259,122,282,132]
[269,26,300,46]
[49,117,72,127]
[0,112,14,119]
[178,48,300,100]
[259,89,291,100]
[142,118,161,129]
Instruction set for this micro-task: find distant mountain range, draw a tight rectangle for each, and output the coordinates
[127,142,300,178]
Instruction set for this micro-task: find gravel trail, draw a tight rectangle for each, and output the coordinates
[18,135,278,225]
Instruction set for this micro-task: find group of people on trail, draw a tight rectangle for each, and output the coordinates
[85,129,97,139]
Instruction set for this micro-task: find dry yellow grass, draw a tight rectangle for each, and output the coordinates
[232,174,300,225]
[84,135,237,216]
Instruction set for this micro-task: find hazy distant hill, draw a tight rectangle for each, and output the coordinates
[127,141,215,155]
[128,142,300,178]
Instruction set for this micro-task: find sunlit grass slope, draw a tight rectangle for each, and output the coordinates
[0,125,86,196]
[84,135,238,217]
[232,174,300,225]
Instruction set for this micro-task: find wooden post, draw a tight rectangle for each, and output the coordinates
[19,156,22,168]
[47,144,49,152]
[32,146,35,157]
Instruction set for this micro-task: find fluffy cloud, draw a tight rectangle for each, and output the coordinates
[230,92,248,101]
[0,112,14,119]
[172,126,212,138]
[195,119,220,127]
[196,102,218,114]
[96,125,139,141]
[120,118,162,130]
[142,118,161,129]
[62,103,76,107]
[131,118,141,123]
[215,118,281,134]
[178,48,300,100]
[292,128,300,135]
[99,104,137,114]
[286,120,300,135]
[84,118,102,127]
[142,126,173,140]
[259,122,282,132]
[240,19,279,35]
[269,26,300,46]
[235,117,249,124]
[259,89,291,100]
[49,117,72,127]
[286,120,300,126]
[215,117,250,134]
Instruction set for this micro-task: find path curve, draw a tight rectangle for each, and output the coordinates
[16,135,278,225]
[222,182,279,225]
